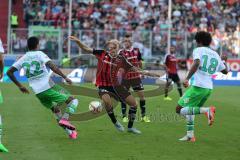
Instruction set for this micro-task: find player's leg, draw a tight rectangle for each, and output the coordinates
[120,101,128,122]
[124,95,141,134]
[136,90,150,123]
[114,85,141,134]
[0,115,8,152]
[51,106,77,139]
[197,90,215,126]
[131,78,150,122]
[36,85,78,131]
[120,79,130,122]
[51,85,78,119]
[174,74,183,97]
[101,92,124,132]
[99,86,125,131]
[176,87,212,117]
[176,86,213,141]
[178,114,196,142]
[164,75,172,101]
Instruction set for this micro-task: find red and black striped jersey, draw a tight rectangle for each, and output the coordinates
[93,49,133,87]
[119,48,143,80]
[164,53,178,74]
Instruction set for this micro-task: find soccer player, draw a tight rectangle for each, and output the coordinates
[69,36,160,134]
[164,46,183,101]
[7,37,79,139]
[0,38,8,152]
[119,34,150,123]
[176,31,228,142]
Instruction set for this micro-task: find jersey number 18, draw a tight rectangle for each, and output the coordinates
[201,55,218,74]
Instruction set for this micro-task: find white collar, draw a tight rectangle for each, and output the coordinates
[124,47,133,52]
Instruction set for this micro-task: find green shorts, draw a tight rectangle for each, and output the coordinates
[178,86,212,107]
[36,85,71,109]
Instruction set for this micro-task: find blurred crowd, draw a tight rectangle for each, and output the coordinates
[23,0,240,32]
[12,31,59,59]
[13,0,240,58]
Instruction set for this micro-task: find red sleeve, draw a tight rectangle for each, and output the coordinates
[165,55,169,65]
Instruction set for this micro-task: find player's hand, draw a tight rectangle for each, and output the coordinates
[68,36,80,42]
[221,54,228,62]
[183,79,189,88]
[65,77,72,85]
[19,86,30,94]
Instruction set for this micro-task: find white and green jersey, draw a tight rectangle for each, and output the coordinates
[12,51,54,94]
[191,47,225,89]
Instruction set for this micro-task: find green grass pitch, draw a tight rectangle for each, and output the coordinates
[0,83,239,160]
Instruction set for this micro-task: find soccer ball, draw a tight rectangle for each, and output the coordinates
[89,101,103,113]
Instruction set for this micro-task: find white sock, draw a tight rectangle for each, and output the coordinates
[186,115,195,122]
[62,99,79,120]
[180,108,187,115]
[200,107,209,114]
[187,130,194,138]
[68,99,79,108]
[186,115,195,138]
[65,128,73,135]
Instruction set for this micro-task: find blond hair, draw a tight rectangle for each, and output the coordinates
[106,39,120,47]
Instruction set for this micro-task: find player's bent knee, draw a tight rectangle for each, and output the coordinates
[51,106,61,113]
[66,96,74,104]
[176,105,183,114]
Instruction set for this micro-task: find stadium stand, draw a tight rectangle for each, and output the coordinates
[6,0,240,58]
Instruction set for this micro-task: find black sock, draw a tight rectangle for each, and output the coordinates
[140,100,146,117]
[164,89,168,97]
[107,110,117,124]
[128,107,137,128]
[178,88,183,97]
[121,102,127,118]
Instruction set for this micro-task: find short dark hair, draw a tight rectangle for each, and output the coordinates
[124,34,132,38]
[27,36,39,50]
[195,31,212,46]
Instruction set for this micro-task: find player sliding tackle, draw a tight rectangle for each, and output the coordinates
[69,36,160,134]
[176,31,228,142]
[7,37,79,139]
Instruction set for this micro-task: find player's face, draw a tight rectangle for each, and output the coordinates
[170,47,175,54]
[108,43,119,56]
[123,38,132,49]
[37,43,40,50]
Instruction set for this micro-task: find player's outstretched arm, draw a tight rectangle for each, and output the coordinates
[220,54,228,75]
[183,59,200,88]
[132,66,163,78]
[68,36,93,53]
[7,67,30,94]
[45,61,72,84]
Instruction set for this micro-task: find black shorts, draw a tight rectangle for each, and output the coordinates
[167,73,180,83]
[98,86,131,101]
[122,78,144,91]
